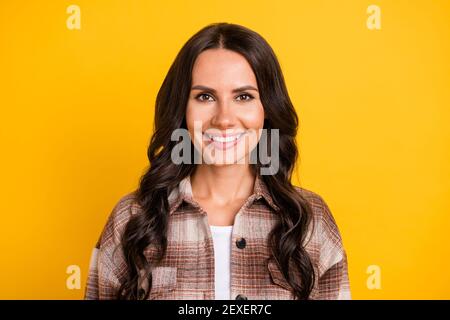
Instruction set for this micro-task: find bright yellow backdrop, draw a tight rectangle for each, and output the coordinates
[0,0,449,299]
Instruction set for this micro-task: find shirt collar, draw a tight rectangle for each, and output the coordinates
[168,173,279,215]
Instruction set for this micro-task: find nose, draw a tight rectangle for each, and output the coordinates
[210,100,236,129]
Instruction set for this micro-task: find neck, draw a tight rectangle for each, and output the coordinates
[190,164,256,205]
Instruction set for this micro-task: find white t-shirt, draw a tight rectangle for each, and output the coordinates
[209,225,233,300]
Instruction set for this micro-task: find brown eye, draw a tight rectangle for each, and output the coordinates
[196,93,214,102]
[236,93,254,101]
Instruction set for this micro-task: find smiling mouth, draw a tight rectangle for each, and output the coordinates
[203,132,246,150]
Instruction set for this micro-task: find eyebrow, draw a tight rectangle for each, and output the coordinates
[191,85,258,93]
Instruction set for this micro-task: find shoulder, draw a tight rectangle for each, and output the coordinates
[292,185,344,249]
[293,185,339,231]
[293,186,329,216]
[293,185,346,273]
[96,191,142,248]
[88,192,142,296]
[109,191,141,221]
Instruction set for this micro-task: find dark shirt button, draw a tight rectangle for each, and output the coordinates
[235,294,248,300]
[138,288,146,300]
[236,237,246,249]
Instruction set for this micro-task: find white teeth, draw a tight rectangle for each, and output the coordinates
[206,132,244,143]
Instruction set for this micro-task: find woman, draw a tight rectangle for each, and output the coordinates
[85,22,351,300]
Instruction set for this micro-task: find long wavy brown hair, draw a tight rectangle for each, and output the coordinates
[117,22,316,300]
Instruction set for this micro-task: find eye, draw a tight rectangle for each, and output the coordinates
[235,93,254,101]
[196,93,215,102]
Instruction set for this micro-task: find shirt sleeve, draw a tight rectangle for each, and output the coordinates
[315,195,352,300]
[84,193,136,300]
[317,248,351,299]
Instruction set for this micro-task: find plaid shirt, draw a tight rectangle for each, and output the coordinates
[84,174,351,300]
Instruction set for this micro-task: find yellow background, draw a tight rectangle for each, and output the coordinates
[0,0,449,299]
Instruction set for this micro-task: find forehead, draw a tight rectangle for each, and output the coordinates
[191,48,257,88]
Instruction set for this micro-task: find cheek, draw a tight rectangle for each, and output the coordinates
[186,103,210,133]
[237,104,265,129]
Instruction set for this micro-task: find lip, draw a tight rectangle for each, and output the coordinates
[203,131,246,150]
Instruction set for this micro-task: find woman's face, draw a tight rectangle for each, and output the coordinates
[186,48,265,166]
